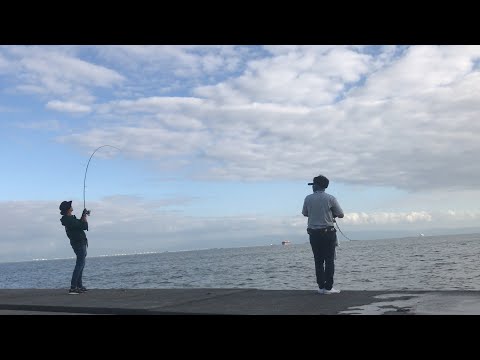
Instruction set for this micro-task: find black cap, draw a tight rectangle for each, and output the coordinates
[308,175,329,188]
[59,200,72,215]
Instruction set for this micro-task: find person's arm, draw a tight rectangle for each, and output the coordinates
[330,198,344,218]
[302,198,309,217]
[63,215,88,231]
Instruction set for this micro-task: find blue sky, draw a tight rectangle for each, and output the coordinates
[1,45,480,262]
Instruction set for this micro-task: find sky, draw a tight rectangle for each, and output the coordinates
[1,45,480,262]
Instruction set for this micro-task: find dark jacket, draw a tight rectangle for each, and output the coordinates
[60,215,88,247]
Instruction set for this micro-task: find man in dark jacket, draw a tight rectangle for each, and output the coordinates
[60,200,89,294]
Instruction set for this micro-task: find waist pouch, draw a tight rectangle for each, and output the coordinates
[307,227,336,235]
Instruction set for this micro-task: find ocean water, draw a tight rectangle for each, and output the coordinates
[1,233,480,291]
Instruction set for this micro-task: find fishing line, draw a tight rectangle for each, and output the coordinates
[83,145,121,212]
[334,219,354,241]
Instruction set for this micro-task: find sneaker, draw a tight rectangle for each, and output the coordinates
[78,287,88,292]
[324,288,341,294]
[317,288,326,294]
[68,288,81,295]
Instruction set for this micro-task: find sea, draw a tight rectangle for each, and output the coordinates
[1,233,480,291]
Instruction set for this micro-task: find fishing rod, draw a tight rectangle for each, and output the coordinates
[83,145,121,214]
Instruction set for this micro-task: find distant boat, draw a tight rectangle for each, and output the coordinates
[419,233,425,237]
[282,240,291,245]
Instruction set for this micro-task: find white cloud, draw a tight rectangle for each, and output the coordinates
[0,54,9,72]
[16,120,61,131]
[351,45,480,100]
[195,45,373,106]
[201,54,225,73]
[19,49,124,87]
[1,46,124,103]
[92,45,250,82]
[96,96,204,115]
[46,100,92,113]
[0,105,21,112]
[345,211,433,225]
[57,124,210,162]
[160,114,205,130]
[61,50,480,189]
[5,45,480,192]
[340,209,480,230]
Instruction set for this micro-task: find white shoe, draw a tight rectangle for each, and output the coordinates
[317,288,326,294]
[324,288,341,294]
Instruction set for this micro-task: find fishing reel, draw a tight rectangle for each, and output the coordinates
[82,209,91,217]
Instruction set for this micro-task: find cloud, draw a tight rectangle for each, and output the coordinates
[93,45,250,76]
[56,124,210,162]
[15,120,62,131]
[0,54,9,72]
[89,45,257,97]
[6,45,480,192]
[18,47,124,87]
[345,211,433,225]
[0,105,21,112]
[195,46,373,106]
[1,46,124,103]
[340,209,480,230]
[96,96,204,115]
[46,100,92,114]
[352,45,480,100]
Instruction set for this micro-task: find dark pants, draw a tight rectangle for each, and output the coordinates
[71,243,87,289]
[309,229,337,290]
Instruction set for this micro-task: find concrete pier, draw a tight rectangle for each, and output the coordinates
[1,289,480,315]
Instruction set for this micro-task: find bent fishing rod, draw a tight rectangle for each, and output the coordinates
[83,145,121,214]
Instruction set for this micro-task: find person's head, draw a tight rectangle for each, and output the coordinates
[308,175,329,191]
[59,200,73,216]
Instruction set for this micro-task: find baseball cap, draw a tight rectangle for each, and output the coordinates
[59,200,72,215]
[307,175,329,188]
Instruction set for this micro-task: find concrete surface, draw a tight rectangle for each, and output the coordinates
[1,289,479,315]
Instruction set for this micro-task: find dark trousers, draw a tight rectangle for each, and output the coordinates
[71,243,87,289]
[309,230,337,290]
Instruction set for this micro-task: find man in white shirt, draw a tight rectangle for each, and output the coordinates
[302,175,344,294]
